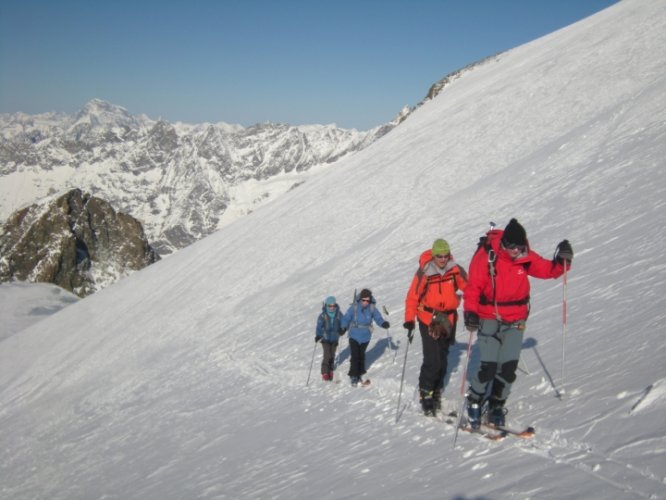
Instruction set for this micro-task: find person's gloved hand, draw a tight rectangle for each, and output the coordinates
[464,311,480,332]
[315,336,322,343]
[403,320,415,331]
[339,327,346,336]
[381,321,390,329]
[555,239,573,265]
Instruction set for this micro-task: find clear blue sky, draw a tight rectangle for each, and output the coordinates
[0,0,617,130]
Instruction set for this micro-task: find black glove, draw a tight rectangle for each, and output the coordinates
[339,327,346,336]
[403,320,415,331]
[555,239,573,264]
[407,329,414,344]
[464,311,480,332]
[381,321,390,329]
[315,336,321,343]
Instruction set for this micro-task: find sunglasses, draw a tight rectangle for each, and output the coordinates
[360,298,371,303]
[327,304,337,308]
[503,242,526,252]
[434,254,450,259]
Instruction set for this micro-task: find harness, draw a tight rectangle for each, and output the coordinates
[415,264,461,312]
[349,301,375,331]
[476,232,530,321]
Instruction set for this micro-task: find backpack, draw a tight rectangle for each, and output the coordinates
[349,289,376,331]
[473,223,503,278]
[412,250,463,306]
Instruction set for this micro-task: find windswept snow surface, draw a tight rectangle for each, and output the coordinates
[0,282,78,341]
[1,1,666,498]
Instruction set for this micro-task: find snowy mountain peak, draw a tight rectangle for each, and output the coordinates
[75,98,133,121]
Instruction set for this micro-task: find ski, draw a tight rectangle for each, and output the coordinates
[482,423,535,439]
[431,410,457,424]
[457,424,507,441]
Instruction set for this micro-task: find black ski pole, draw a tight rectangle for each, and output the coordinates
[453,329,475,448]
[395,328,414,423]
[306,340,318,386]
[382,305,395,363]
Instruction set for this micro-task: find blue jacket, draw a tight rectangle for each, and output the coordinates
[316,303,343,343]
[341,298,386,344]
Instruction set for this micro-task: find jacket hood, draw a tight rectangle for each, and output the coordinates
[321,302,340,314]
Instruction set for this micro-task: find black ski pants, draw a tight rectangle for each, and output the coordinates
[418,319,452,393]
[348,338,369,378]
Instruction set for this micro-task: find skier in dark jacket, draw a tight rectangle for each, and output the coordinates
[340,288,389,387]
[463,218,573,429]
[315,296,344,381]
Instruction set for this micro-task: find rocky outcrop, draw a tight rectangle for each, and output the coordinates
[0,188,160,297]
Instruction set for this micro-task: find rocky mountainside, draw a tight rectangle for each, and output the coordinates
[0,100,399,255]
[0,188,160,297]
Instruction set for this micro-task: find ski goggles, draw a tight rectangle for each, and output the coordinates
[502,242,526,252]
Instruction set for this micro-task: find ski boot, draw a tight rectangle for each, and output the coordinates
[322,373,330,382]
[433,389,442,411]
[487,398,507,428]
[466,395,482,430]
[350,376,359,387]
[420,389,435,416]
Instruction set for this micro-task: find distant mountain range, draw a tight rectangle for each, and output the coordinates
[0,99,406,255]
[0,60,496,296]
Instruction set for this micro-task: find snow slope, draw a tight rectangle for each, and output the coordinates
[1,0,665,498]
[0,282,78,341]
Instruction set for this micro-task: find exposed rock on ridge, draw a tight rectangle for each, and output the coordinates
[0,188,160,297]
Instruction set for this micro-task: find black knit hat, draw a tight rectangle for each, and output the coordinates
[359,288,373,300]
[502,218,527,246]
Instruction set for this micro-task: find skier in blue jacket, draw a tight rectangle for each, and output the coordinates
[341,288,389,386]
[315,296,344,381]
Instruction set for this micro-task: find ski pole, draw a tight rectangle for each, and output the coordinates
[395,329,414,423]
[453,329,475,448]
[386,327,394,363]
[518,357,531,375]
[560,260,568,398]
[382,305,395,363]
[306,340,318,386]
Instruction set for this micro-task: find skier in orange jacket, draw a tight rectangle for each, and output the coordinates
[404,239,468,416]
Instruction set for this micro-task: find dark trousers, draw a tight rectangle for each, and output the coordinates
[348,338,369,378]
[320,341,338,374]
[418,320,452,392]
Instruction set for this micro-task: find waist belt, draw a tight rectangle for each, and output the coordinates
[479,295,530,307]
[422,306,457,315]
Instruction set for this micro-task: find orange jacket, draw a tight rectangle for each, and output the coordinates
[405,249,468,326]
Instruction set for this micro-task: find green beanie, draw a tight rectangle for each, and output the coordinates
[432,239,450,256]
